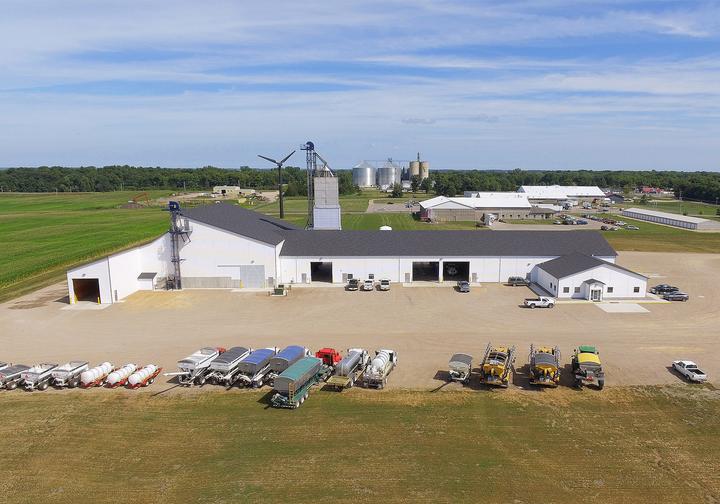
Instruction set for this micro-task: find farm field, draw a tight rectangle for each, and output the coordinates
[643,200,720,219]
[2,387,719,503]
[0,192,168,302]
[599,216,720,253]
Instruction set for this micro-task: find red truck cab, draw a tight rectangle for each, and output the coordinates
[315,348,342,367]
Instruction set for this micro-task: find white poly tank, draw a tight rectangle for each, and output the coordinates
[128,365,157,386]
[107,364,136,385]
[371,351,390,372]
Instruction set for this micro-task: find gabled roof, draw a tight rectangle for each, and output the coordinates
[182,203,301,245]
[420,194,532,210]
[279,230,617,258]
[519,185,605,199]
[537,252,645,279]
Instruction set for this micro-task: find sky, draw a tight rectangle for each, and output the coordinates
[1,0,719,170]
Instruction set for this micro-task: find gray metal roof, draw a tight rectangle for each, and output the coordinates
[279,230,617,258]
[537,252,644,279]
[137,272,157,280]
[583,278,606,285]
[182,203,301,245]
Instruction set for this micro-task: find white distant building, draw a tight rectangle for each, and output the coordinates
[212,185,242,197]
[622,208,720,231]
[518,185,606,203]
[420,194,553,222]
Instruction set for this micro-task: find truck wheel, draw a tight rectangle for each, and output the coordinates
[548,303,554,308]
[197,377,206,386]
[530,304,536,309]
[70,379,79,388]
[39,382,48,391]
[597,379,605,390]
[574,378,582,388]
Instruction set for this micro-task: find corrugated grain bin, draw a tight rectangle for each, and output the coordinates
[269,345,305,373]
[273,357,322,394]
[238,348,276,375]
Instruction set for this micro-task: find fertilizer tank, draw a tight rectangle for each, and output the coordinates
[81,362,112,385]
[107,364,136,385]
[371,351,390,372]
[128,365,157,386]
[336,350,362,376]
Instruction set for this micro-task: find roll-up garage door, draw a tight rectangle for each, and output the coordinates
[238,265,265,288]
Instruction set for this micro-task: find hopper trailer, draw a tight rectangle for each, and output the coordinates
[21,363,58,391]
[266,345,309,384]
[234,348,278,388]
[164,346,225,386]
[51,361,89,388]
[270,357,332,409]
[448,353,473,383]
[326,348,369,391]
[0,364,30,390]
[362,349,397,389]
[479,344,516,388]
[528,345,561,387]
[205,346,252,386]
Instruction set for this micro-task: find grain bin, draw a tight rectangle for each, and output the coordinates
[410,160,420,178]
[420,161,430,180]
[352,162,376,187]
[377,166,396,188]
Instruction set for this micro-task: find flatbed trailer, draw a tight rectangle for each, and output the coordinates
[326,348,369,391]
[271,357,333,409]
[205,346,252,386]
[22,363,58,391]
[0,364,30,390]
[52,361,89,388]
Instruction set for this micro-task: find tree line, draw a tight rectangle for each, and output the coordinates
[1,166,719,203]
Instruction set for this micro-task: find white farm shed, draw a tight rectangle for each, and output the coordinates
[66,203,643,304]
[531,253,647,300]
[622,208,720,231]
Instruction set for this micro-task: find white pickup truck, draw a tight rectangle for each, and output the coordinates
[524,296,555,309]
[672,360,707,382]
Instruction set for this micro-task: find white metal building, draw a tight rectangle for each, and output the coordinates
[66,203,644,304]
[531,253,647,301]
[518,185,606,203]
[622,207,720,231]
[419,194,549,222]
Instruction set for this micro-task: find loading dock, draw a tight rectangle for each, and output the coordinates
[72,278,100,303]
[412,261,440,282]
[442,261,469,281]
[310,262,333,283]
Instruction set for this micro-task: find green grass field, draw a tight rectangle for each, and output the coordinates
[600,216,720,253]
[2,387,719,503]
[643,200,720,219]
[0,192,168,302]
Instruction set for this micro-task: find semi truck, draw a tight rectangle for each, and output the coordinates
[326,348,369,391]
[270,357,332,409]
[362,349,397,389]
[528,345,561,387]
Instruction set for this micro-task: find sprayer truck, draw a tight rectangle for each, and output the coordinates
[528,345,561,387]
[270,357,332,409]
[479,344,516,388]
[362,349,397,389]
[326,348,370,391]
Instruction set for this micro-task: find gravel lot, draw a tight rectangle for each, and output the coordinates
[1,252,717,392]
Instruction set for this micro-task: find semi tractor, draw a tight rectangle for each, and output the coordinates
[270,357,332,409]
[528,345,561,387]
[362,349,397,389]
[326,348,369,391]
[479,344,516,388]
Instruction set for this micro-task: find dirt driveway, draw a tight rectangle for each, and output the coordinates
[1,252,717,392]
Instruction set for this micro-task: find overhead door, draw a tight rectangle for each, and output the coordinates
[238,265,266,288]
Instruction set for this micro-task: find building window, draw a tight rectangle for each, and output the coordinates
[563,287,569,293]
[574,287,580,293]
[634,286,640,293]
[607,287,614,293]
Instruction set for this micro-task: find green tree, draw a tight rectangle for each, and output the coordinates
[410,175,420,193]
[390,183,403,198]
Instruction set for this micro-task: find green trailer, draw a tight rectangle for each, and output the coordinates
[270,357,332,409]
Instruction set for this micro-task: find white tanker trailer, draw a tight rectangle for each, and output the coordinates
[362,349,397,389]
[326,348,369,391]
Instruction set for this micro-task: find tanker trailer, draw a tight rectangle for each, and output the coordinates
[326,348,369,391]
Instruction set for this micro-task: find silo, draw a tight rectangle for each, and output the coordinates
[376,167,396,188]
[410,160,420,178]
[420,161,430,180]
[352,161,376,187]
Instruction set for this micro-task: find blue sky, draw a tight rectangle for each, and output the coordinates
[1,0,719,169]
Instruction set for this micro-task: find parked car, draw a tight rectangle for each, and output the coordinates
[553,220,563,225]
[457,281,470,293]
[615,221,627,226]
[507,276,529,287]
[379,279,391,291]
[626,225,640,230]
[600,225,617,231]
[523,296,555,309]
[672,360,707,382]
[362,279,375,291]
[663,292,689,302]
[650,284,678,295]
[346,278,360,291]
[576,219,588,225]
